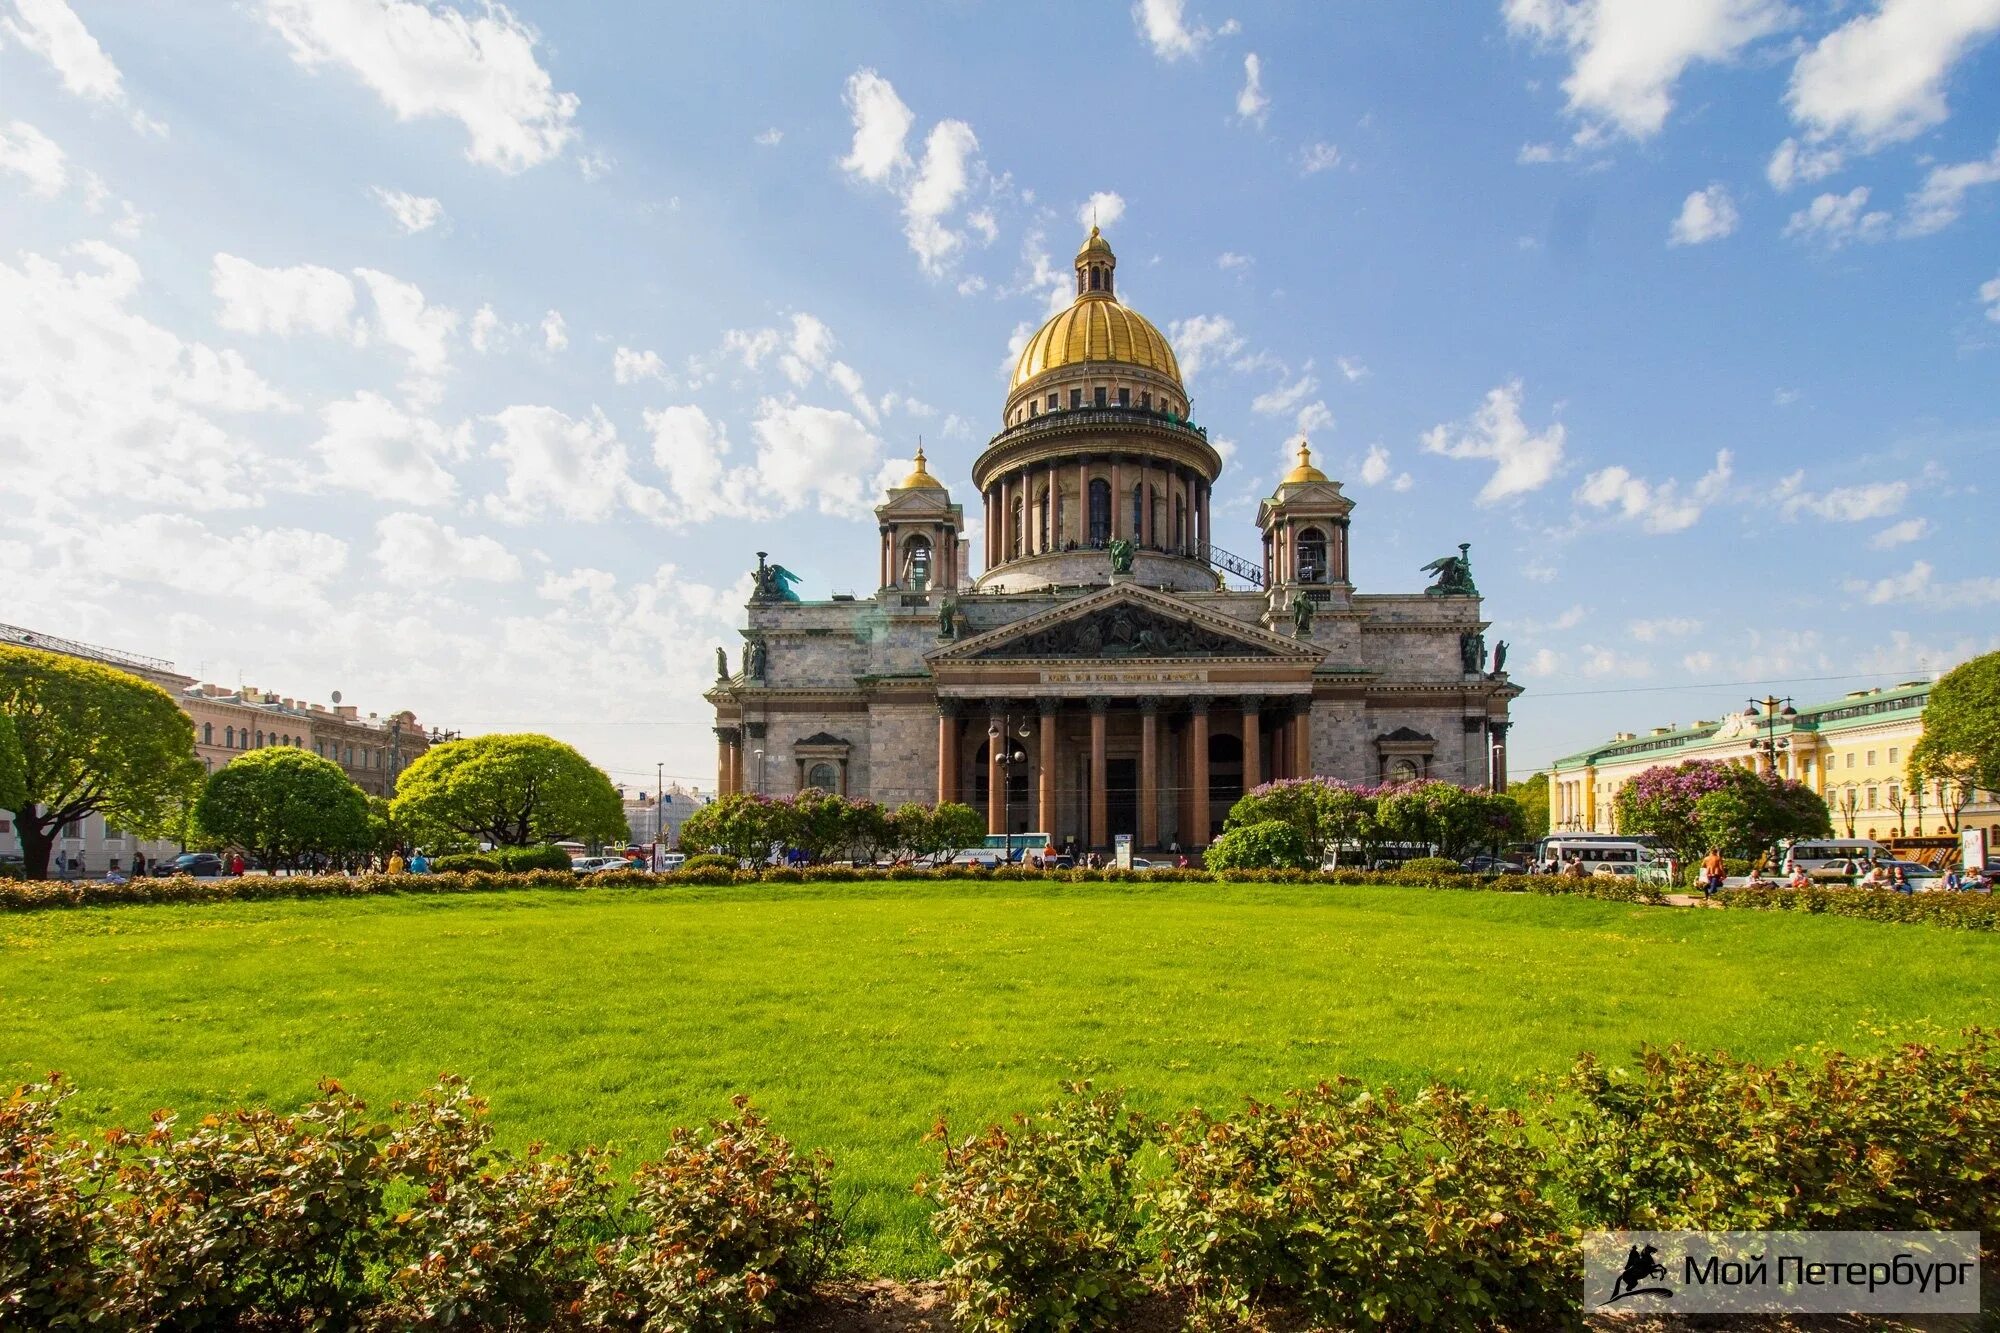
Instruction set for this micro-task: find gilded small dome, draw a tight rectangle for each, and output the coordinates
[1282,441,1329,486]
[1008,230,1183,394]
[898,444,945,490]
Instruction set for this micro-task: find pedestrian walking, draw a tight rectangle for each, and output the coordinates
[1699,848,1726,899]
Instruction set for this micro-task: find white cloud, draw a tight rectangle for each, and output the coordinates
[211,253,359,339]
[1668,183,1739,245]
[1773,387,1800,406]
[1078,190,1126,231]
[373,512,519,584]
[1217,251,1251,270]
[613,346,667,385]
[723,326,781,370]
[1335,355,1369,382]
[644,404,760,524]
[749,400,885,520]
[1132,0,1221,60]
[484,403,667,524]
[839,68,913,183]
[773,313,877,423]
[1775,472,1907,521]
[1421,380,1566,504]
[1575,449,1732,533]
[1901,136,2000,236]
[264,0,578,171]
[539,308,567,351]
[1252,373,1317,417]
[67,514,347,609]
[1845,559,2000,608]
[1577,643,1653,678]
[1503,0,1790,139]
[754,127,783,146]
[1870,517,1928,549]
[309,391,471,502]
[1766,136,1843,191]
[370,186,445,233]
[1682,650,1719,674]
[1629,615,1701,641]
[1299,141,1341,173]
[903,119,981,273]
[0,119,67,197]
[1355,443,1413,491]
[1783,186,1890,246]
[1785,0,2000,152]
[2,0,161,133]
[1294,401,1333,436]
[1167,314,1244,379]
[1982,272,2000,322]
[356,267,458,382]
[1517,141,1561,164]
[1,243,290,511]
[1520,647,1562,678]
[1236,53,1270,126]
[468,303,508,353]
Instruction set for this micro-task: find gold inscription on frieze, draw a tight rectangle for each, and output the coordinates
[1041,669,1209,685]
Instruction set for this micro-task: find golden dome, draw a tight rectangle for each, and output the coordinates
[1281,441,1329,485]
[898,444,945,490]
[1008,229,1184,394]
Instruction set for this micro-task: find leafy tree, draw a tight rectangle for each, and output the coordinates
[681,792,778,864]
[778,788,853,863]
[1910,652,2000,823]
[1224,778,1378,867]
[0,646,205,879]
[841,799,893,865]
[931,802,987,856]
[192,748,370,872]
[1203,819,1313,871]
[390,734,625,849]
[1509,771,1550,840]
[1615,759,1830,861]
[0,713,25,816]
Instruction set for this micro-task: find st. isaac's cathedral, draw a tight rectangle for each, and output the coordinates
[708,229,1519,850]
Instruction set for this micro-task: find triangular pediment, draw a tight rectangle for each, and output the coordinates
[931,584,1319,664]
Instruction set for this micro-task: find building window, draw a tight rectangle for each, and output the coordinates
[1093,386,1108,408]
[1117,387,1130,407]
[1296,527,1328,583]
[1866,786,1878,809]
[1131,484,1144,538]
[1140,391,1151,411]
[1047,393,1058,411]
[1028,400,1038,418]
[345,746,354,765]
[1867,750,1876,766]
[1888,746,1899,763]
[1845,753,1855,768]
[1009,498,1024,558]
[806,762,837,793]
[224,725,235,748]
[202,722,213,745]
[255,730,264,747]
[1069,388,1083,409]
[1087,478,1111,544]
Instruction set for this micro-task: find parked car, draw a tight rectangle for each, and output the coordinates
[168,852,226,878]
[571,856,630,875]
[1460,855,1527,875]
[948,849,1005,868]
[658,852,686,872]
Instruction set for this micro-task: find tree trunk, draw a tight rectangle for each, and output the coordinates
[17,809,54,881]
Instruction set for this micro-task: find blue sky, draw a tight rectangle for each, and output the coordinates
[2,0,1996,792]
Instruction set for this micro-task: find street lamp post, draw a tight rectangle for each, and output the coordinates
[987,712,1032,861]
[1746,695,1797,776]
[655,760,665,866]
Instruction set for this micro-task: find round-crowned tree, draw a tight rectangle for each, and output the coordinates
[390,733,626,848]
[192,748,371,872]
[1204,819,1314,871]
[1909,651,2000,829]
[0,645,205,879]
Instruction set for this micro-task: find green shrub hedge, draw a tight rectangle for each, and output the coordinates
[6,1033,1994,1328]
[497,844,576,872]
[1717,884,2000,931]
[1201,819,1313,871]
[430,852,503,873]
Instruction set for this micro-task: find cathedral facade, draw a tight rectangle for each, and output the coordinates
[707,229,1518,850]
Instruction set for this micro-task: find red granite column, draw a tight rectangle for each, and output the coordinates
[1189,697,1211,847]
[1240,696,1262,791]
[1088,699,1108,849]
[1139,700,1160,849]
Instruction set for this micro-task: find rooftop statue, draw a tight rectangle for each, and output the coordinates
[1291,591,1315,638]
[751,551,802,603]
[1421,543,1477,597]
[1107,536,1135,575]
[938,598,957,640]
[715,646,729,681]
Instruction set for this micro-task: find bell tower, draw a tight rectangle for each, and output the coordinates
[1256,441,1354,616]
[875,445,963,594]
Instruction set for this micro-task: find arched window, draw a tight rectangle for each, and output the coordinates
[255,730,264,748]
[806,762,838,793]
[1037,488,1051,548]
[1296,527,1328,583]
[1391,759,1420,782]
[224,725,234,747]
[903,535,932,590]
[1087,478,1111,545]
[1131,484,1144,540]
[202,722,213,745]
[1009,498,1024,558]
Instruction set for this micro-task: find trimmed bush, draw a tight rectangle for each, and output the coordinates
[1550,1031,2000,1234]
[921,1083,1148,1333]
[675,853,741,874]
[1,1075,104,1328]
[1718,884,2000,931]
[1150,1081,1577,1330]
[496,844,576,872]
[1202,820,1313,871]
[1399,855,1464,875]
[430,852,503,873]
[583,1096,838,1332]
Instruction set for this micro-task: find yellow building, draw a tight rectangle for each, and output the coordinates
[1548,679,2000,842]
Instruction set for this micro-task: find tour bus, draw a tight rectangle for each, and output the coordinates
[980,831,1054,863]
[1532,833,1661,866]
[1779,837,1892,879]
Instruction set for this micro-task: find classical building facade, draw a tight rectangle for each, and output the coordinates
[1548,678,2000,843]
[706,229,1519,850]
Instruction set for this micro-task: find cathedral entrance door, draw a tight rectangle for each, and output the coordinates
[1106,758,1139,842]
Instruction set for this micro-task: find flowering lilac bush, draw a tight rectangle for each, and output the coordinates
[1613,760,1830,861]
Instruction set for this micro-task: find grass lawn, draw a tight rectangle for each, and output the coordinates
[4,878,1996,1275]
